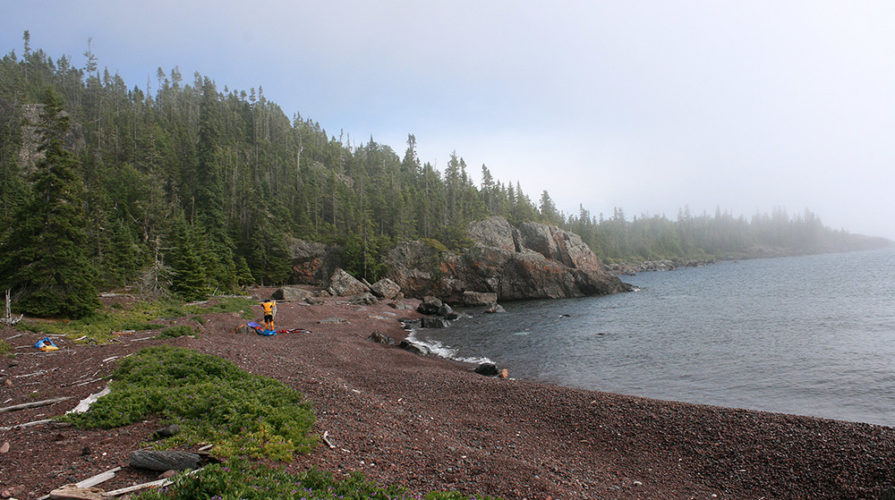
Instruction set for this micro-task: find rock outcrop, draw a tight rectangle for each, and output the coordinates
[386,216,631,303]
[288,237,341,285]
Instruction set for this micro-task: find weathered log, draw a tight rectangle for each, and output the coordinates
[0,396,71,414]
[129,450,202,471]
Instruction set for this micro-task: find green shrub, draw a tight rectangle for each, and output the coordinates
[0,340,10,354]
[135,459,498,499]
[62,346,316,461]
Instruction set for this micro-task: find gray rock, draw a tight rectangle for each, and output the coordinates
[370,278,401,299]
[420,316,451,328]
[317,317,348,324]
[417,296,443,315]
[129,450,201,471]
[150,424,181,440]
[398,339,429,356]
[350,292,378,305]
[367,331,395,345]
[329,268,371,296]
[304,296,325,305]
[437,303,453,316]
[272,286,313,302]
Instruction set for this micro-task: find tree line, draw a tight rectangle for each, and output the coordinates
[0,34,887,317]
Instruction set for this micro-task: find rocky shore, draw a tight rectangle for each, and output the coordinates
[1,294,893,499]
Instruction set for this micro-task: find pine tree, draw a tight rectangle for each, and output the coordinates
[0,87,99,318]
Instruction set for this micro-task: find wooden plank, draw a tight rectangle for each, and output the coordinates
[75,466,122,489]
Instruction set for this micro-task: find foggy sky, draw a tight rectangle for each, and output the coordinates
[3,0,894,238]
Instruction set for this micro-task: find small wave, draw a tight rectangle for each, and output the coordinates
[408,329,494,365]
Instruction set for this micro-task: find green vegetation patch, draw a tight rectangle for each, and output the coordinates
[20,297,255,342]
[62,346,315,461]
[0,340,10,355]
[136,459,498,500]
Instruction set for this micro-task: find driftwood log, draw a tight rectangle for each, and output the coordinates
[0,396,71,414]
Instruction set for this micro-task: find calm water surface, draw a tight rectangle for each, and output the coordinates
[412,248,895,426]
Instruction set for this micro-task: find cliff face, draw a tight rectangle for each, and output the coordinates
[387,216,631,303]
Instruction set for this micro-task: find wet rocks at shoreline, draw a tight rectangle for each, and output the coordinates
[609,257,716,276]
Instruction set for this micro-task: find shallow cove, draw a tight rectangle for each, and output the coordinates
[412,248,895,427]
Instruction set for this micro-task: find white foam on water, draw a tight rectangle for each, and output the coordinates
[407,328,494,365]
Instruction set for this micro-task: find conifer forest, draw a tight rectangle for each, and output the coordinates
[0,37,888,317]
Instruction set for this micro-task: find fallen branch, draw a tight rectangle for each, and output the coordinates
[60,376,105,388]
[0,418,54,431]
[0,396,71,414]
[15,369,53,378]
[322,430,335,449]
[75,377,106,387]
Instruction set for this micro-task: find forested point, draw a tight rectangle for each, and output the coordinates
[0,35,890,317]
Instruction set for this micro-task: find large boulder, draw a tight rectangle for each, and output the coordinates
[329,269,370,297]
[287,237,341,285]
[370,278,401,299]
[272,286,313,302]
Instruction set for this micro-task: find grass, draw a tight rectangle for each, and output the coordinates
[135,459,499,500]
[18,297,256,342]
[0,340,10,354]
[61,345,316,461]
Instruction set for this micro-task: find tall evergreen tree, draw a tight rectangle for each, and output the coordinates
[0,87,99,318]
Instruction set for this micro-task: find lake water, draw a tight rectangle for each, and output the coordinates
[411,248,895,427]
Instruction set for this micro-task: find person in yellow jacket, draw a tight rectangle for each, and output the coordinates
[262,298,277,331]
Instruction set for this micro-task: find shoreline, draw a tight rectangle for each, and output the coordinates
[1,295,893,498]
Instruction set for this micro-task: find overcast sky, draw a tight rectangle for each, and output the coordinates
[3,1,894,238]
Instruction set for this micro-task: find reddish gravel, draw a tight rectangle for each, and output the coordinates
[1,292,893,499]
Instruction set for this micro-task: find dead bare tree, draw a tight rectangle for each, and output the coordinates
[1,289,23,326]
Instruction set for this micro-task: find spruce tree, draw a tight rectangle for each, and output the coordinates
[167,212,209,301]
[0,87,99,318]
